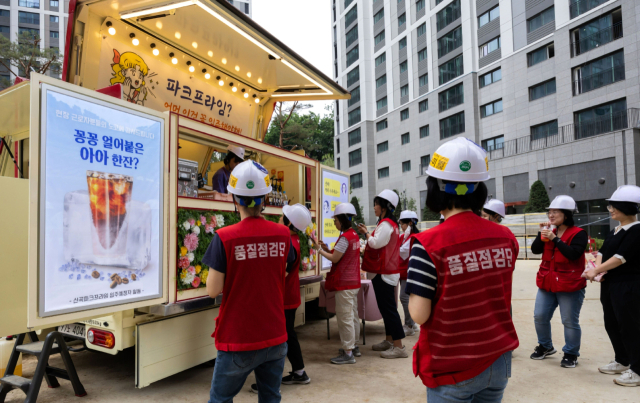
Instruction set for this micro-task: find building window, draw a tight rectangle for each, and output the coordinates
[0,26,9,35]
[479,37,500,58]
[440,111,465,139]
[437,26,462,58]
[336,139,340,153]
[18,11,39,25]
[530,120,558,140]
[419,74,428,88]
[574,98,627,139]
[374,9,384,24]
[398,13,406,27]
[18,27,39,37]
[420,155,431,172]
[244,2,249,14]
[346,46,359,67]
[570,0,607,19]
[402,160,411,172]
[345,0,354,9]
[574,199,612,238]
[345,5,358,28]
[348,128,361,146]
[349,149,362,167]
[337,158,341,170]
[401,132,410,145]
[417,22,426,37]
[347,67,359,87]
[482,135,504,152]
[348,87,360,107]
[348,108,361,126]
[401,85,409,97]
[439,55,463,85]
[378,167,390,179]
[376,75,387,88]
[481,99,503,118]
[377,119,388,131]
[419,99,428,112]
[420,125,429,138]
[50,0,58,6]
[376,97,388,110]
[50,31,59,38]
[418,48,427,62]
[400,108,409,121]
[377,141,389,153]
[571,10,623,57]
[399,37,407,50]
[529,79,556,101]
[439,83,464,112]
[50,15,59,23]
[18,0,39,9]
[479,68,501,88]
[400,61,408,73]
[416,0,425,12]
[436,0,461,32]
[351,173,363,189]
[375,52,386,66]
[527,43,554,67]
[0,10,9,17]
[345,25,358,48]
[528,6,555,33]
[573,50,625,95]
[478,5,499,28]
[375,30,385,45]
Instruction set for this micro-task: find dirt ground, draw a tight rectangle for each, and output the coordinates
[4,260,639,402]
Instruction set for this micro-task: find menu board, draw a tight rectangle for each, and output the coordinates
[320,168,350,270]
[39,84,164,317]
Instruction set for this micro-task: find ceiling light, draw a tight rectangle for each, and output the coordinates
[175,32,181,39]
[247,72,252,78]
[232,87,237,92]
[106,21,115,35]
[235,65,240,71]
[208,51,213,57]
[130,33,138,46]
[153,48,159,56]
[244,93,249,98]
[187,61,194,73]
[192,42,198,48]
[205,73,211,79]
[221,58,227,65]
[218,80,224,86]
[156,21,163,29]
[170,52,178,64]
[258,78,262,84]
[255,98,261,104]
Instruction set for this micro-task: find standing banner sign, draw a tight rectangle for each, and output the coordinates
[39,84,164,317]
[320,168,350,270]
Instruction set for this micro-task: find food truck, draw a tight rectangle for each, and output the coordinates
[0,0,350,393]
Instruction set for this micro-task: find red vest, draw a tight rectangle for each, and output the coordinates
[284,233,301,310]
[325,229,362,292]
[412,212,519,388]
[361,218,401,274]
[213,217,291,352]
[399,233,412,280]
[536,226,586,293]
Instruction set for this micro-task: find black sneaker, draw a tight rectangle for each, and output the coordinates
[353,346,361,357]
[281,371,310,385]
[530,344,557,360]
[561,354,578,368]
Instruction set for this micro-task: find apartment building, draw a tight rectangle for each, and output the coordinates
[332,0,640,238]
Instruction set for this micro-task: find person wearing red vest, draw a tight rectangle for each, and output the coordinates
[315,203,362,364]
[529,195,588,369]
[398,210,421,337]
[357,189,407,359]
[203,160,297,403]
[407,138,519,402]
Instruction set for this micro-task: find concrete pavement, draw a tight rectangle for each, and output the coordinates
[5,260,638,402]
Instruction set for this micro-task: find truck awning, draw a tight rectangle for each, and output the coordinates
[72,0,349,102]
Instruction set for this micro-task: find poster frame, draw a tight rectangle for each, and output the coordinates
[319,165,350,272]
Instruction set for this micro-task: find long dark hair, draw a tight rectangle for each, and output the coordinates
[374,196,398,226]
[399,219,420,234]
[425,176,488,214]
[335,214,353,233]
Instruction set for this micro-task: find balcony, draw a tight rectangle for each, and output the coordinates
[440,122,465,139]
[439,93,464,112]
[573,64,625,95]
[571,21,623,57]
[570,0,608,19]
[486,108,639,160]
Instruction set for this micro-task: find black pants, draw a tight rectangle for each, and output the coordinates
[372,274,405,341]
[601,280,640,373]
[285,308,304,372]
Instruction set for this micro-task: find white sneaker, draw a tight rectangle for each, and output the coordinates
[403,325,415,336]
[599,360,630,375]
[380,346,409,359]
[614,369,640,387]
[412,323,420,332]
[372,340,393,351]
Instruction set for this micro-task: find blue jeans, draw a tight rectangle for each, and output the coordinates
[427,351,512,403]
[534,288,585,356]
[209,343,287,403]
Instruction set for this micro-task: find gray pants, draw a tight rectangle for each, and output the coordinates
[399,279,415,327]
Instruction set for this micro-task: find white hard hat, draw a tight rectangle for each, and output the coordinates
[334,203,357,217]
[227,160,272,197]
[227,145,245,160]
[283,203,312,232]
[606,185,640,203]
[376,189,399,209]
[399,210,418,221]
[426,137,490,182]
[440,215,445,220]
[548,195,577,212]
[483,199,505,218]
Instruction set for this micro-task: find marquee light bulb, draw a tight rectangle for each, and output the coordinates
[192,42,198,48]
[219,80,224,86]
[247,72,252,78]
[152,48,159,56]
[235,65,240,71]
[172,57,178,64]
[175,32,181,39]
[232,87,237,92]
[189,65,195,73]
[244,93,249,98]
[108,27,116,35]
[205,73,211,79]
[221,58,227,64]
[255,98,261,104]
[208,51,213,57]
[258,78,262,84]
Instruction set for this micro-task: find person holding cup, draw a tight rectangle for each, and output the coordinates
[530,195,588,368]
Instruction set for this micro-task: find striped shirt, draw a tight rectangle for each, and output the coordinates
[405,239,437,300]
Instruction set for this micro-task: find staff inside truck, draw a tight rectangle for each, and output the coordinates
[211,145,245,193]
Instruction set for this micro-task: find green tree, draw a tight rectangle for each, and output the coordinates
[321,153,334,167]
[350,196,365,225]
[422,207,441,221]
[0,31,62,88]
[524,180,551,213]
[397,190,417,214]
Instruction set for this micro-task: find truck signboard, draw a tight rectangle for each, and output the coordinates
[320,167,350,270]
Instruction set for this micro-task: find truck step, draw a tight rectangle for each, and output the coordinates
[16,341,60,355]
[0,374,31,391]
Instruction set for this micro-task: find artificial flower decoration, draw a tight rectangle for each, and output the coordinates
[192,225,201,235]
[184,233,199,252]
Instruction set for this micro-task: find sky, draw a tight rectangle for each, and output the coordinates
[253,0,334,117]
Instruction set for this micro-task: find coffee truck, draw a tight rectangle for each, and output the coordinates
[0,0,350,392]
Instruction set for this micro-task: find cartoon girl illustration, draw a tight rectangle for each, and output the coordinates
[110,50,149,105]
